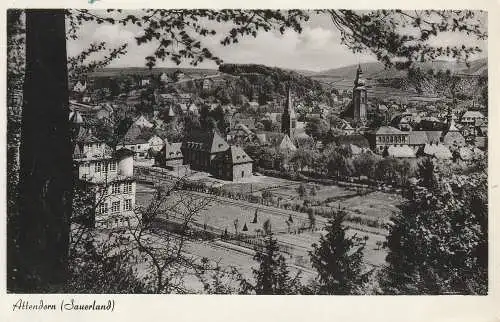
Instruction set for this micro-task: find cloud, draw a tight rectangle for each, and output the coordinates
[66,10,486,72]
[91,24,137,45]
[297,27,337,51]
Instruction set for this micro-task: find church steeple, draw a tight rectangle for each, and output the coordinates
[352,64,367,123]
[354,64,363,87]
[286,85,292,112]
[281,83,296,137]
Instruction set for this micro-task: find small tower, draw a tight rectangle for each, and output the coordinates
[353,64,367,123]
[281,85,297,137]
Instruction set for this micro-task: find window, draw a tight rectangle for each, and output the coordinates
[241,171,245,178]
[124,182,133,194]
[111,201,121,214]
[95,161,101,173]
[98,203,108,215]
[109,162,117,172]
[124,199,132,211]
[112,183,121,194]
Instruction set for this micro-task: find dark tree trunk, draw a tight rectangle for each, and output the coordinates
[15,9,72,292]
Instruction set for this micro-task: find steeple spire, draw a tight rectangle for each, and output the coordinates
[286,83,292,112]
[354,64,363,86]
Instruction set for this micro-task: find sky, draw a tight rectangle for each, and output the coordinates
[67,10,487,72]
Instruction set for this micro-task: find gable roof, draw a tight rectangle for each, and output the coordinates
[423,143,452,159]
[442,130,465,146]
[279,135,297,152]
[183,129,230,153]
[375,126,405,135]
[228,146,253,164]
[122,124,164,145]
[69,110,84,124]
[387,145,416,158]
[425,131,443,144]
[133,115,154,128]
[408,131,429,145]
[462,110,485,119]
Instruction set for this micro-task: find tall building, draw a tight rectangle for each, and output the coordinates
[281,86,297,137]
[352,64,368,123]
[71,115,137,229]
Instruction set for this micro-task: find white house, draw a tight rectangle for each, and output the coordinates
[133,115,154,129]
[72,127,137,229]
[460,110,485,125]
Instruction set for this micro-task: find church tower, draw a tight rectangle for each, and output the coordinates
[281,85,297,137]
[352,64,367,123]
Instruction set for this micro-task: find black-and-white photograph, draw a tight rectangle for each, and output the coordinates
[6,9,488,295]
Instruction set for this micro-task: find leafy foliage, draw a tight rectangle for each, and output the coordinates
[381,164,488,294]
[323,10,486,68]
[68,10,485,70]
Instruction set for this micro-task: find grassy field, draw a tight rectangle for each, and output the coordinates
[136,181,391,280]
[221,175,359,204]
[328,191,404,221]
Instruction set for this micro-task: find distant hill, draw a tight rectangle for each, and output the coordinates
[300,58,487,101]
[304,58,487,81]
[89,67,218,78]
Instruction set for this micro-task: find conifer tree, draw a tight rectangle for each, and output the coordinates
[252,209,258,224]
[309,211,370,294]
[251,235,301,294]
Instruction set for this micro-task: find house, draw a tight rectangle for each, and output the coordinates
[156,92,192,105]
[133,115,154,129]
[390,113,414,131]
[335,134,370,149]
[386,145,416,158]
[155,138,185,171]
[72,122,137,229]
[140,79,151,87]
[331,118,355,135]
[419,117,447,131]
[182,129,230,171]
[460,110,485,125]
[120,124,165,159]
[442,120,466,147]
[408,130,444,154]
[369,126,410,154]
[227,123,255,145]
[214,146,253,182]
[180,129,253,181]
[423,142,452,160]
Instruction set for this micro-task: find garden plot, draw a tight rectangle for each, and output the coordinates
[337,191,404,221]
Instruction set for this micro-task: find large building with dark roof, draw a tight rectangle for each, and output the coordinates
[214,146,253,182]
[176,129,253,181]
